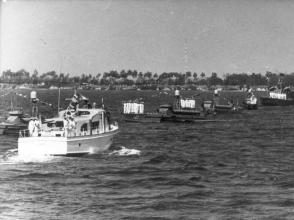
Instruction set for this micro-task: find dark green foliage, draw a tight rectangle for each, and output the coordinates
[0,69,291,88]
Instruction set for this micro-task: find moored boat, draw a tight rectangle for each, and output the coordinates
[159,90,213,122]
[214,104,241,113]
[260,87,294,106]
[260,74,294,106]
[203,90,241,114]
[18,92,119,157]
[243,89,258,110]
[158,104,209,122]
[121,100,161,123]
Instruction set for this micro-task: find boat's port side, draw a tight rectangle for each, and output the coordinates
[67,130,117,154]
[18,125,119,156]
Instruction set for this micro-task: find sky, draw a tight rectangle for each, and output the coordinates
[1,0,294,76]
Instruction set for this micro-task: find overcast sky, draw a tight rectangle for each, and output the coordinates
[1,0,294,76]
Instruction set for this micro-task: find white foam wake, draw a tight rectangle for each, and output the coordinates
[0,148,55,164]
[109,146,141,156]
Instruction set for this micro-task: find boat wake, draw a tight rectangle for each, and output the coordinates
[0,148,55,164]
[109,146,141,156]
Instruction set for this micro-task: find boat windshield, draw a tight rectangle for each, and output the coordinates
[75,111,91,116]
[47,120,64,128]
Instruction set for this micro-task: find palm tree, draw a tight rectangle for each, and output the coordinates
[193,72,198,83]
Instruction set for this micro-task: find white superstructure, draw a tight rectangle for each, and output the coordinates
[180,99,196,109]
[123,102,144,114]
[269,92,287,100]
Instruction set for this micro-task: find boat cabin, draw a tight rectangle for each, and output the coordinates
[24,108,112,138]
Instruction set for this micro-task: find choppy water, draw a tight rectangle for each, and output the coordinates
[1,90,294,219]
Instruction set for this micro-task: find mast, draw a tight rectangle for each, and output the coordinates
[57,87,61,114]
[10,94,14,111]
[58,56,63,114]
[279,73,285,92]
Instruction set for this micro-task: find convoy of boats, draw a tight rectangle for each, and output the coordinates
[121,81,293,124]
[122,89,245,123]
[0,79,293,157]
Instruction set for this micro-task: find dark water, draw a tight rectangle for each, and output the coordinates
[1,90,294,219]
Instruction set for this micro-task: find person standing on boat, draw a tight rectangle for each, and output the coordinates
[63,117,69,137]
[28,119,35,136]
[28,118,40,137]
[34,118,41,136]
[68,93,81,113]
[68,116,76,136]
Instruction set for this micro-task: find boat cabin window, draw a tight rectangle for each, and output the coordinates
[91,121,99,130]
[81,123,88,132]
[47,121,64,128]
[76,111,90,116]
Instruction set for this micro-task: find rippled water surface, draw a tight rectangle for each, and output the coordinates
[1,90,294,219]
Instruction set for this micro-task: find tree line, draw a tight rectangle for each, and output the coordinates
[2,69,294,88]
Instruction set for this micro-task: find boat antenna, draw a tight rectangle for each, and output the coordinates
[102,98,104,109]
[57,58,63,115]
[57,87,61,114]
[10,94,14,111]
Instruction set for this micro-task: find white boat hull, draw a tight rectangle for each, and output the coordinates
[18,128,118,156]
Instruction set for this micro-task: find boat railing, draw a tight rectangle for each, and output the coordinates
[19,122,119,138]
[19,129,30,138]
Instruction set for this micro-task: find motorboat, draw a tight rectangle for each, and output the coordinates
[18,92,119,157]
[0,109,29,135]
[0,93,30,135]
